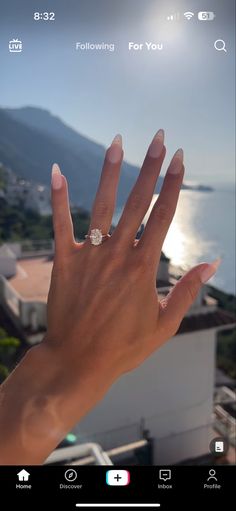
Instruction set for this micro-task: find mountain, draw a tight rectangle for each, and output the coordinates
[0,107,164,209]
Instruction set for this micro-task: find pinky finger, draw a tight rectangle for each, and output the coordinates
[51,164,75,256]
[158,258,221,337]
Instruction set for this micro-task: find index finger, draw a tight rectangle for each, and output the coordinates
[51,164,75,256]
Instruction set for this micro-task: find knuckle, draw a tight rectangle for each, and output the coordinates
[52,257,68,278]
[94,199,112,217]
[54,219,68,236]
[127,192,143,211]
[109,246,125,266]
[136,249,153,268]
[185,279,200,303]
[154,203,172,225]
[133,252,152,277]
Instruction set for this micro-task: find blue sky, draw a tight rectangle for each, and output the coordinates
[0,0,235,184]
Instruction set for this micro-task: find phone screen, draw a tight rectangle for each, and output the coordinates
[0,0,235,508]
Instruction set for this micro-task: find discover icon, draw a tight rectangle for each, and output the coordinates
[64,469,77,482]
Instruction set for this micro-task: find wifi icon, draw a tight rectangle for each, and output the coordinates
[184,11,195,20]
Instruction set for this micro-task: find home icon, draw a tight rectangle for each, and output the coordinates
[17,469,30,481]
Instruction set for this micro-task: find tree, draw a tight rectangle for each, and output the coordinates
[0,327,21,382]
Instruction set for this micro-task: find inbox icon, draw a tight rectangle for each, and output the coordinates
[159,469,172,482]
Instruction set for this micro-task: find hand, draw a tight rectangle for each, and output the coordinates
[0,130,220,464]
[47,130,219,381]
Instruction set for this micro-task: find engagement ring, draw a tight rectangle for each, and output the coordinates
[85,228,110,246]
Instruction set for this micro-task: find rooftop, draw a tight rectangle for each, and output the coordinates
[9,257,53,302]
[178,309,236,335]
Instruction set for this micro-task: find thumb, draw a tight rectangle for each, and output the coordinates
[159,258,221,336]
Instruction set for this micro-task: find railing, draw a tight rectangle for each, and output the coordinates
[213,386,236,446]
[6,240,54,259]
[69,439,149,466]
[45,442,113,466]
[214,386,236,405]
[21,239,54,255]
[45,439,149,466]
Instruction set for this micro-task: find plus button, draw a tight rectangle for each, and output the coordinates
[114,474,122,482]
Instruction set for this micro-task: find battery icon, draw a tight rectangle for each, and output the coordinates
[198,11,215,20]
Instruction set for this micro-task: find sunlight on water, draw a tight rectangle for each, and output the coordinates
[142,193,215,271]
[114,188,235,293]
[161,194,216,270]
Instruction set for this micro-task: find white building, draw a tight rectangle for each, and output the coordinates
[0,244,17,278]
[3,166,51,216]
[74,327,218,464]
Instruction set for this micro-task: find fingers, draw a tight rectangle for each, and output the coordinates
[51,164,75,255]
[112,130,165,247]
[137,149,184,266]
[158,259,221,337]
[87,135,123,240]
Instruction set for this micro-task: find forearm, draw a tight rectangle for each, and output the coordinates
[0,343,108,465]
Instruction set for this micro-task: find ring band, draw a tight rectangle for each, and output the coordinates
[85,228,110,246]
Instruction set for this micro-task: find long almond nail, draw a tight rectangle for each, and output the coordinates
[200,258,221,283]
[168,148,184,175]
[148,129,164,158]
[51,163,63,190]
[107,134,123,163]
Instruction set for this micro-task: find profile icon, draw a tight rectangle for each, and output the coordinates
[207,469,217,482]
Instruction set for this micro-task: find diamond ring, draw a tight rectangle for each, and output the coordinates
[85,228,110,246]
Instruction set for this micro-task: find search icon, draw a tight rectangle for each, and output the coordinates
[214,39,227,52]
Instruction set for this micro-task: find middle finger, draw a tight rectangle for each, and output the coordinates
[112,129,165,247]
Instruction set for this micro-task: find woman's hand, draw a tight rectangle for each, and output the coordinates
[47,131,219,379]
[0,130,220,464]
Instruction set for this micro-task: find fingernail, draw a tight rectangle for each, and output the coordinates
[107,134,123,163]
[51,163,63,190]
[148,129,164,158]
[168,148,184,175]
[200,258,221,283]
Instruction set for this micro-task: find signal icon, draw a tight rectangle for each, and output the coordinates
[167,13,180,21]
[184,11,195,20]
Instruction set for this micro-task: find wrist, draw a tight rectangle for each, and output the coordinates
[34,338,114,431]
[0,341,110,464]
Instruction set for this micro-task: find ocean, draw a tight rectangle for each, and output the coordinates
[114,187,235,295]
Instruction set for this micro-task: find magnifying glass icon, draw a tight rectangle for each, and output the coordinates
[214,39,227,52]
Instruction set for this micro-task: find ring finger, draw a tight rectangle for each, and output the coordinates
[86,134,123,241]
[137,148,184,267]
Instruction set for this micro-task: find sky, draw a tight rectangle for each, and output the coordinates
[0,0,235,184]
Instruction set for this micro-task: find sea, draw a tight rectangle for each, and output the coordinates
[114,186,235,295]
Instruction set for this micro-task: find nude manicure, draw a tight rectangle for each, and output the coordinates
[200,258,221,283]
[107,134,123,163]
[168,148,184,174]
[148,129,164,158]
[51,163,63,190]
